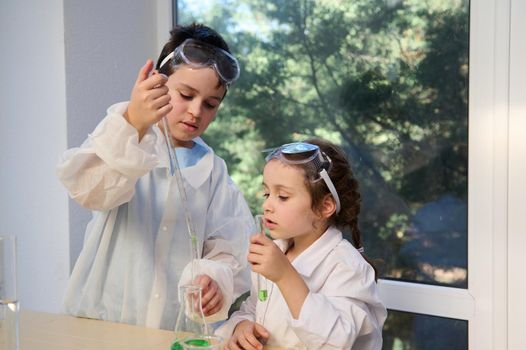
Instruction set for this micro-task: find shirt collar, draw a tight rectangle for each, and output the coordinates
[274,226,343,277]
[154,128,214,188]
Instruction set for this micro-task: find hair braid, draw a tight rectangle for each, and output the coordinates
[305,138,379,280]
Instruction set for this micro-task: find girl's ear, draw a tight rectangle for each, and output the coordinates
[320,194,337,219]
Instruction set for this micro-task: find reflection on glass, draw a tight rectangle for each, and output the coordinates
[177,0,469,287]
[383,309,468,350]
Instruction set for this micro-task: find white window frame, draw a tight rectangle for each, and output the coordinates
[378,0,518,349]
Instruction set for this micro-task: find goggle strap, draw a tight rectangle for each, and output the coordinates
[319,169,341,214]
[159,51,174,70]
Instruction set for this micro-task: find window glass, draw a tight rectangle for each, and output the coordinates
[177,0,469,287]
[383,310,468,349]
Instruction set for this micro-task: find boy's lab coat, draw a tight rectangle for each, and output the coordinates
[216,227,387,349]
[57,102,253,330]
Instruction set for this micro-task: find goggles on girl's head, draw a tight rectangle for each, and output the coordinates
[159,38,240,85]
[265,142,341,214]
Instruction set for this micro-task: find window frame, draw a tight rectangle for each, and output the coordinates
[379,0,512,348]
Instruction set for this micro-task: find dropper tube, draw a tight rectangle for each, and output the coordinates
[162,117,200,280]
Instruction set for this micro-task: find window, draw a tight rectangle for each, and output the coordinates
[172,0,507,348]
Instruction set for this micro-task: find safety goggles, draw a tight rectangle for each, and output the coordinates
[265,142,341,213]
[159,38,240,85]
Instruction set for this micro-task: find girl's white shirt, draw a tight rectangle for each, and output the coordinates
[57,101,253,330]
[216,227,387,350]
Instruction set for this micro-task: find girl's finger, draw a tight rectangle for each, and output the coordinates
[243,329,264,349]
[253,323,270,340]
[250,233,272,245]
[238,333,259,350]
[227,337,242,350]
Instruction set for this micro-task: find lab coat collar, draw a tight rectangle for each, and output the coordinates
[274,227,343,278]
[154,126,214,189]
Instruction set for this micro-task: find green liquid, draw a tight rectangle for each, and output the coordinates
[171,339,210,349]
[186,339,210,346]
[258,289,268,301]
[171,342,184,350]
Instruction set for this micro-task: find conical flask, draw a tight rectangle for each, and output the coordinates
[171,284,210,350]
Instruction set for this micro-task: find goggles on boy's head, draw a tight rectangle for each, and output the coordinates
[159,38,240,85]
[265,142,341,214]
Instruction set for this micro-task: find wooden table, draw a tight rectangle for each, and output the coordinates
[19,310,284,349]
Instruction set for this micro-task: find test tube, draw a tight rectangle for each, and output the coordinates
[254,215,268,301]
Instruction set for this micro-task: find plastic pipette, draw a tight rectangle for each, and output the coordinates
[161,117,201,280]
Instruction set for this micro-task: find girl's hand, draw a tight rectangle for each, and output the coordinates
[193,274,224,316]
[248,234,292,283]
[124,59,173,140]
[225,320,269,350]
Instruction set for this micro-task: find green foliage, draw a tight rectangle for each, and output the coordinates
[179,0,468,285]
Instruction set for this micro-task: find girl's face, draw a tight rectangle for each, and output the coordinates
[163,66,226,147]
[262,159,326,241]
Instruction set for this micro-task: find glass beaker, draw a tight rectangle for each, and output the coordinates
[0,235,18,350]
[171,284,210,350]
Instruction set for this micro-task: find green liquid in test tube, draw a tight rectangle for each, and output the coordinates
[254,215,268,302]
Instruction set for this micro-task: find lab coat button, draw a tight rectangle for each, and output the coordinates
[155,293,160,299]
[162,226,167,231]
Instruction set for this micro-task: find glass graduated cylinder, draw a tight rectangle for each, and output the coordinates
[0,300,19,350]
[0,235,18,350]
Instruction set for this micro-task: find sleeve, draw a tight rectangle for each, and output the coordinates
[56,102,159,210]
[179,157,254,323]
[214,274,258,340]
[289,261,385,349]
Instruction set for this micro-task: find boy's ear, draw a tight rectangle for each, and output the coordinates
[320,194,337,219]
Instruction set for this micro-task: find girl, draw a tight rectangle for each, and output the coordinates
[56,23,253,330]
[217,139,387,349]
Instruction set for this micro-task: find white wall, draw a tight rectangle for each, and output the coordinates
[0,0,167,312]
[1,0,69,312]
[63,0,160,270]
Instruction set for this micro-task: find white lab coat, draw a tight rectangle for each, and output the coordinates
[216,227,387,349]
[57,102,253,330]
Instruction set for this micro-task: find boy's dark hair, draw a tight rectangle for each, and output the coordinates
[302,138,379,280]
[156,23,231,79]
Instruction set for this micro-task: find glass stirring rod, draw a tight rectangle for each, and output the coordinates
[254,215,269,301]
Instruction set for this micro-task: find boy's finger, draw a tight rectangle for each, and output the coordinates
[135,59,154,84]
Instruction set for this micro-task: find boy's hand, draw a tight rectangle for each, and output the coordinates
[248,234,292,283]
[193,274,224,316]
[225,320,269,350]
[125,59,173,140]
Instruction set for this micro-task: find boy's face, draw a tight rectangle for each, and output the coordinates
[262,160,323,241]
[164,66,226,147]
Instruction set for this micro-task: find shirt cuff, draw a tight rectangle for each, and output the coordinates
[179,259,234,323]
[90,101,158,178]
